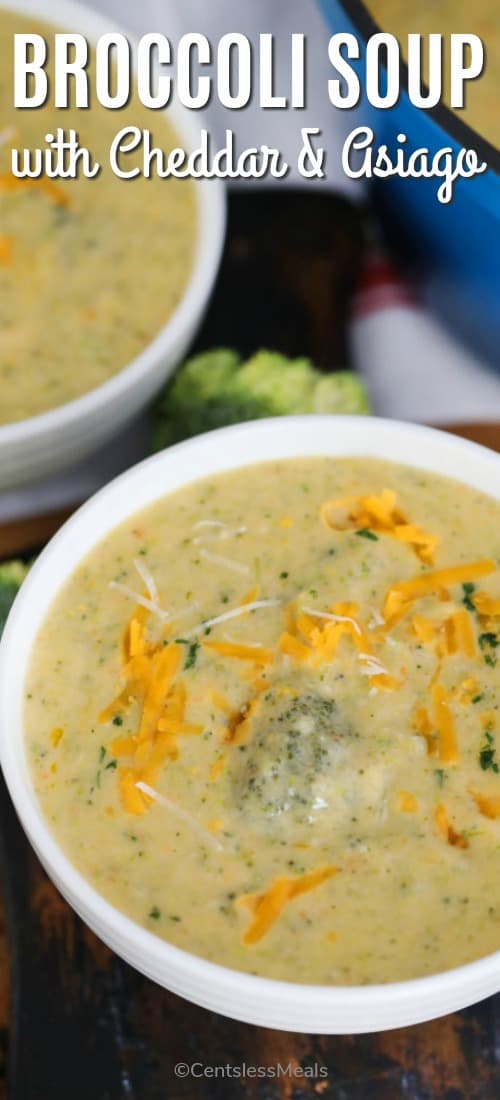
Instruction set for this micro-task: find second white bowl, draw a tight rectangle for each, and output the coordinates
[0,0,225,491]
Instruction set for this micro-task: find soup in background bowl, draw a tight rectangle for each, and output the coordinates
[366,0,500,148]
[0,10,196,425]
[0,0,225,490]
[2,415,500,1033]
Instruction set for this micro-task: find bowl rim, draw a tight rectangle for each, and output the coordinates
[322,0,500,177]
[2,413,500,1032]
[0,0,226,444]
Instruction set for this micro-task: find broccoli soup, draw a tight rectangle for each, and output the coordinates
[0,10,195,426]
[25,457,500,985]
[366,1,500,148]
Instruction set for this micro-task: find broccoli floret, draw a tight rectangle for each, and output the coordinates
[232,687,352,826]
[230,351,316,416]
[0,560,30,636]
[167,348,241,405]
[312,372,370,415]
[153,349,243,449]
[153,348,369,450]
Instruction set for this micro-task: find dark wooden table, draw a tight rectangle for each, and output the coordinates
[1,192,499,1100]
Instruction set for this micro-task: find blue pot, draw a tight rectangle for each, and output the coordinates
[319,0,500,366]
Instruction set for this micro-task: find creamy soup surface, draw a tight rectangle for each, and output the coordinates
[0,10,195,425]
[25,457,500,985]
[366,1,500,148]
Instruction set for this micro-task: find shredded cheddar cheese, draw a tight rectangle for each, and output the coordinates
[471,791,500,819]
[413,705,436,756]
[384,560,496,626]
[320,488,440,563]
[203,640,274,665]
[432,683,459,764]
[209,754,227,782]
[0,233,13,265]
[412,609,476,658]
[226,698,260,746]
[397,791,418,813]
[238,866,337,944]
[473,593,500,617]
[434,803,469,848]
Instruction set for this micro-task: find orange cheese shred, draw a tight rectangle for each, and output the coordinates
[449,609,476,658]
[204,640,274,665]
[473,592,500,617]
[210,690,233,715]
[471,791,500,820]
[320,488,439,563]
[392,524,440,565]
[110,735,138,758]
[384,560,496,627]
[391,560,495,602]
[226,697,260,746]
[239,866,337,945]
[128,617,148,658]
[432,683,459,764]
[412,615,438,646]
[0,234,13,265]
[458,677,479,706]
[209,754,227,782]
[99,688,133,724]
[241,585,261,605]
[138,644,182,743]
[279,632,313,662]
[397,790,419,813]
[434,803,469,848]
[119,769,150,815]
[413,705,436,756]
[157,717,203,736]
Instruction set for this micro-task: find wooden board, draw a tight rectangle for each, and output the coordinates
[1,192,499,1100]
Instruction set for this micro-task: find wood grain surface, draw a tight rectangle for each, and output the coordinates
[1,192,499,1100]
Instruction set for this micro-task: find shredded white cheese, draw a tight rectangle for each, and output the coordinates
[135,781,224,851]
[133,557,159,604]
[358,653,390,677]
[193,520,226,531]
[199,548,250,575]
[109,580,170,621]
[192,519,247,545]
[169,600,200,625]
[300,606,362,635]
[184,598,281,639]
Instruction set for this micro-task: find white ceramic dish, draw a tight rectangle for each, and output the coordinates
[2,415,500,1034]
[0,0,225,492]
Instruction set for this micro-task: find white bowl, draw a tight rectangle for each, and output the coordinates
[0,0,225,491]
[2,415,500,1033]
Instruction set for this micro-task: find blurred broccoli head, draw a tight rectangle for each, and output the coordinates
[153,347,370,450]
[230,352,316,417]
[0,560,30,636]
[312,372,370,415]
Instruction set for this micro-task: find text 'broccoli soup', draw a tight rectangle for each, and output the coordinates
[0,9,195,425]
[25,457,500,984]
